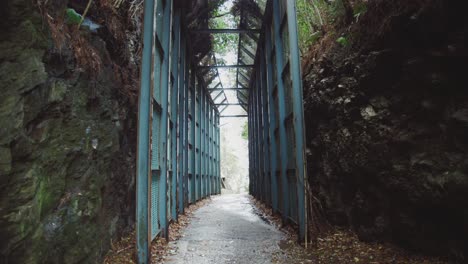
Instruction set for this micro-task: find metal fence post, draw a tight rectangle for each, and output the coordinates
[265,29,279,213]
[286,0,307,243]
[170,9,181,221]
[178,25,186,215]
[136,0,155,262]
[158,0,173,238]
[272,0,289,222]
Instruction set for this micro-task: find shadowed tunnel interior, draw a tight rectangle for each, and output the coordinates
[2,0,468,263]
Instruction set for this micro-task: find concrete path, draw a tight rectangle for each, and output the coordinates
[164,194,286,264]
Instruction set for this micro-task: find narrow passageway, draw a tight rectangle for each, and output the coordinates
[4,0,466,262]
[165,195,285,264]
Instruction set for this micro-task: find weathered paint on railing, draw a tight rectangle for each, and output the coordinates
[136,1,306,262]
[136,2,221,262]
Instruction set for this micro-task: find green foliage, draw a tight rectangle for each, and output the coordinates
[296,0,347,54]
[353,2,367,21]
[296,0,367,54]
[336,36,349,47]
[241,121,248,140]
[65,8,82,25]
[296,0,322,54]
[213,32,238,56]
[209,2,239,57]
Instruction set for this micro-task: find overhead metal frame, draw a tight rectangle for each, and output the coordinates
[209,88,248,91]
[197,64,254,69]
[188,7,263,112]
[190,28,261,34]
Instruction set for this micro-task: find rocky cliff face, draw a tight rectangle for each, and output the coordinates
[304,1,468,261]
[0,1,138,263]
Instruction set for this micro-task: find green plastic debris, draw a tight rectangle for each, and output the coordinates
[66,8,82,25]
[64,8,102,32]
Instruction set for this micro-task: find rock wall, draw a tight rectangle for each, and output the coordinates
[304,0,468,261]
[0,1,138,263]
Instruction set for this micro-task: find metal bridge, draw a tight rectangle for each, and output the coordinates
[136,0,306,262]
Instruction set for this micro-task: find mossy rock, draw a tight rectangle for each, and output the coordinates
[48,80,68,103]
[0,146,12,173]
[0,94,24,145]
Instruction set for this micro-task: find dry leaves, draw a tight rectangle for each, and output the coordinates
[250,196,448,264]
[104,198,213,264]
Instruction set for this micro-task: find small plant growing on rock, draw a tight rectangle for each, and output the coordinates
[336,36,349,47]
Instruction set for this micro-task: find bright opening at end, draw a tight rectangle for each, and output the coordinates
[220,116,249,194]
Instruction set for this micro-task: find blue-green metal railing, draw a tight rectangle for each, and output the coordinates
[136,2,222,263]
[136,0,307,262]
[247,0,308,244]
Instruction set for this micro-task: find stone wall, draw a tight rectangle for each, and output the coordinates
[304,1,468,261]
[0,1,137,263]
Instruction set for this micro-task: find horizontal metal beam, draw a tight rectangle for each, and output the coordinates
[198,65,254,69]
[220,115,248,118]
[190,29,261,34]
[209,88,248,91]
[215,103,246,106]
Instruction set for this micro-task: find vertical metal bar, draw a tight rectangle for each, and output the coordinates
[214,113,218,194]
[185,57,191,207]
[249,84,255,196]
[218,114,221,193]
[211,106,214,195]
[213,109,216,194]
[204,90,208,197]
[200,87,204,199]
[253,78,259,199]
[253,75,258,198]
[265,29,279,213]
[198,82,202,200]
[286,0,307,243]
[260,66,267,203]
[257,74,261,200]
[212,108,214,195]
[248,97,252,194]
[251,80,256,198]
[254,84,258,199]
[136,0,155,262]
[217,114,221,194]
[170,9,181,221]
[205,97,210,197]
[201,84,205,200]
[178,29,186,214]
[203,92,206,198]
[158,0,173,239]
[203,86,206,198]
[247,102,250,194]
[256,73,263,201]
[260,57,271,206]
[272,0,289,222]
[208,104,212,195]
[190,71,196,203]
